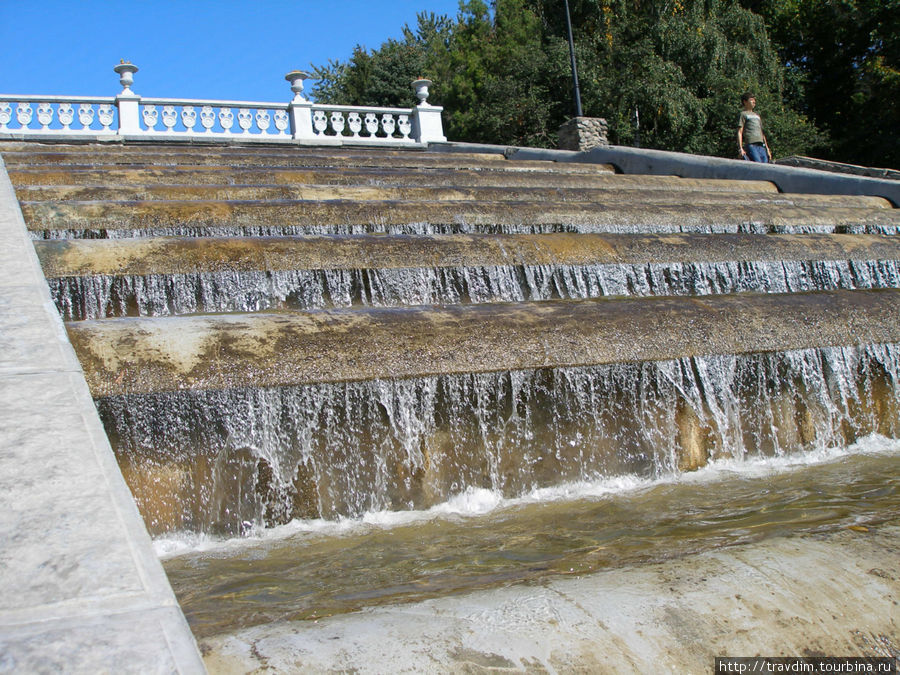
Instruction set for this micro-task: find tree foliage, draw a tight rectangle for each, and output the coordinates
[311,0,895,167]
[739,0,900,167]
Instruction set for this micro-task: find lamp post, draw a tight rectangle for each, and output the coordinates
[564,0,583,118]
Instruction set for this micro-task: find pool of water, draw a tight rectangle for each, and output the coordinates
[161,436,900,639]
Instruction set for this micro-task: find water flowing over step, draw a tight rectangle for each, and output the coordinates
[36,233,900,319]
[21,198,900,239]
[101,343,900,533]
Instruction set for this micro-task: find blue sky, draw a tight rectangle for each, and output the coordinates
[0,0,464,102]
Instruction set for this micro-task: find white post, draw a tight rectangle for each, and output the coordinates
[114,62,141,135]
[285,70,315,141]
[411,79,446,144]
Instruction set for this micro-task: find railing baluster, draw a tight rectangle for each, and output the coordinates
[182,106,197,133]
[162,105,177,132]
[348,112,362,138]
[256,109,271,134]
[238,109,253,134]
[142,105,158,131]
[200,106,215,133]
[17,103,33,129]
[36,102,52,130]
[274,109,289,135]
[0,103,11,131]
[364,112,379,137]
[78,104,95,130]
[312,110,328,135]
[219,108,234,133]
[58,103,74,130]
[98,104,114,131]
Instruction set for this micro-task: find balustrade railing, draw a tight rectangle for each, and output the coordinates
[0,97,119,135]
[0,64,446,146]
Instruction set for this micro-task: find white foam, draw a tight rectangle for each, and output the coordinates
[154,434,900,559]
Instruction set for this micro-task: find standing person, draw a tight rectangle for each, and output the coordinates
[737,93,772,162]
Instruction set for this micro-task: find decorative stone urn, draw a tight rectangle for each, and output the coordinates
[113,62,139,95]
[285,70,312,102]
[412,79,433,106]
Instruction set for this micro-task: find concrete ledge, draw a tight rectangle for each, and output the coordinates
[0,154,205,672]
[68,290,900,396]
[777,155,900,181]
[510,144,900,207]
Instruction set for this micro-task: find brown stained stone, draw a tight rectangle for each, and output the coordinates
[676,401,711,471]
[19,183,879,208]
[8,166,774,192]
[0,144,594,173]
[67,289,900,398]
[33,232,900,278]
[20,199,900,235]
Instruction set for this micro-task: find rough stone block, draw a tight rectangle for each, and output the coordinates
[558,116,609,152]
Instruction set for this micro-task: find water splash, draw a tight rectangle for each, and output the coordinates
[50,259,900,320]
[97,344,900,536]
[34,220,900,240]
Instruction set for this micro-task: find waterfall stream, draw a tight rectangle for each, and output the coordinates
[97,343,900,537]
[49,258,900,320]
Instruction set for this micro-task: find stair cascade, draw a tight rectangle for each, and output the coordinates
[4,140,900,536]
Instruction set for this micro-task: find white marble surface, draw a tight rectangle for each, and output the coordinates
[0,151,204,673]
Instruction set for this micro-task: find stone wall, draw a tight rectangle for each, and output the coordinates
[558,116,609,152]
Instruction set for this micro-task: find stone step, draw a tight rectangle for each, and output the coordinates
[16,183,890,209]
[0,146,608,173]
[67,288,900,398]
[0,141,507,164]
[35,233,900,278]
[5,165,777,193]
[21,199,900,237]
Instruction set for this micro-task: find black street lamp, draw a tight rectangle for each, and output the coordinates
[564,0,584,118]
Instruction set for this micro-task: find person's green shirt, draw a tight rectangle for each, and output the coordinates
[738,110,765,145]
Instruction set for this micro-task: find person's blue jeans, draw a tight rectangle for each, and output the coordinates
[746,143,768,163]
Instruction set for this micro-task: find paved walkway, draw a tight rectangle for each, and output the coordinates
[0,154,204,673]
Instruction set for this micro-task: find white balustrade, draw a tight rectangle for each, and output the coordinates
[309,105,416,142]
[0,97,120,134]
[0,63,446,145]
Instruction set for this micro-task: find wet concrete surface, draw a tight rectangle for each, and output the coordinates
[200,521,900,674]
[34,232,900,277]
[21,198,900,237]
[68,289,900,397]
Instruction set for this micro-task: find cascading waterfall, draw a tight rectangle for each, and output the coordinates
[32,220,900,241]
[97,343,900,537]
[48,258,900,319]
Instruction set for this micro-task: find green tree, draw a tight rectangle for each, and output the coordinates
[312,13,452,108]
[312,0,824,159]
[531,0,821,156]
[740,0,900,167]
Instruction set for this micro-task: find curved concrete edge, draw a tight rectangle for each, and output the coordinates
[199,521,900,673]
[510,144,900,207]
[0,155,205,672]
